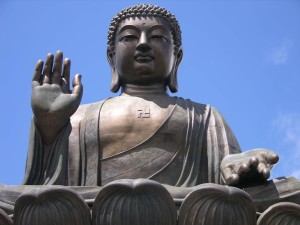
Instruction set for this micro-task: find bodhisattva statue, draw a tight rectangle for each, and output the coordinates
[1,4,300,217]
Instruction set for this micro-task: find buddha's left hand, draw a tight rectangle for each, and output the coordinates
[220,149,279,186]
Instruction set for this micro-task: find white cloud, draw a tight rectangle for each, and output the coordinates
[269,39,292,65]
[274,113,300,150]
[273,112,300,151]
[272,112,300,178]
[273,113,300,162]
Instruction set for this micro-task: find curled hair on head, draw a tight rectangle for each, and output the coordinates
[107,4,182,55]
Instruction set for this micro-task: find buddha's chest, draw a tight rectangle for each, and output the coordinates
[99,96,177,158]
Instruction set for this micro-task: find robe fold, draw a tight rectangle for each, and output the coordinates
[23,97,241,187]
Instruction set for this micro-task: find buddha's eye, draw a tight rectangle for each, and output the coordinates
[150,35,168,42]
[120,35,138,42]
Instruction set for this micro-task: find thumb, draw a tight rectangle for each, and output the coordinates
[72,74,83,98]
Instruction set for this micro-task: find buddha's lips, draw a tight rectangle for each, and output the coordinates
[134,54,154,63]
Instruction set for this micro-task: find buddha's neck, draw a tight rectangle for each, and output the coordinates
[121,84,169,97]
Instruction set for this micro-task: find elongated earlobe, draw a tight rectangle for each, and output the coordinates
[168,48,183,93]
[110,69,120,93]
[168,66,178,93]
[107,49,120,93]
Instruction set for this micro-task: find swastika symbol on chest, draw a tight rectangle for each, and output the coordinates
[137,108,150,118]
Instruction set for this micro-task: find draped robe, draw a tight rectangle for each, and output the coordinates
[23,97,241,187]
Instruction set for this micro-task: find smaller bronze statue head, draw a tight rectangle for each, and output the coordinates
[107,4,183,93]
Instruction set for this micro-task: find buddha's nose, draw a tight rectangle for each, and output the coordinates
[136,32,151,52]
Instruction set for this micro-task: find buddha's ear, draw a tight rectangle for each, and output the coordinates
[168,48,183,93]
[107,49,120,93]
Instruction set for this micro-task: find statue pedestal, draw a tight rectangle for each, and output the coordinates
[1,178,300,225]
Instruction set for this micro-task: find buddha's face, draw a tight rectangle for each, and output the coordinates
[111,16,177,86]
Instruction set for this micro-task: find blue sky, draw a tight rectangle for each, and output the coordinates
[0,0,299,185]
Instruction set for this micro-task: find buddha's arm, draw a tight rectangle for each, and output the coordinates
[208,107,278,187]
[22,119,71,185]
[207,108,278,186]
[23,103,92,186]
[31,51,83,145]
[204,107,242,184]
[24,51,85,185]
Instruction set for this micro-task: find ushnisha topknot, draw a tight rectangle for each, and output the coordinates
[107,4,182,55]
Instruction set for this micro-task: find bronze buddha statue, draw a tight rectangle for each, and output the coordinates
[25,4,279,188]
[1,4,299,220]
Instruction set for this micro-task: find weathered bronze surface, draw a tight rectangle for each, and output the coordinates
[26,4,279,188]
[0,208,13,225]
[178,183,257,225]
[92,179,177,225]
[0,4,300,224]
[14,188,91,225]
[257,202,300,225]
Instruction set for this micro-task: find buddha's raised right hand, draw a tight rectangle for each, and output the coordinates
[31,51,83,145]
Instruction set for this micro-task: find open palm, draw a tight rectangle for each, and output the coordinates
[31,51,83,144]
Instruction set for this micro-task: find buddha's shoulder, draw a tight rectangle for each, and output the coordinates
[176,97,210,110]
[175,97,223,117]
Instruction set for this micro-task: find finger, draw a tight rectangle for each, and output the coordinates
[267,153,279,165]
[62,58,71,88]
[257,163,270,179]
[52,51,63,85]
[222,167,232,181]
[249,157,259,168]
[222,167,239,185]
[72,74,83,97]
[237,163,250,174]
[43,53,54,84]
[227,174,239,185]
[32,60,44,88]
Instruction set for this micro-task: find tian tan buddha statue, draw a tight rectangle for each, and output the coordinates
[1,4,300,222]
[26,4,280,187]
